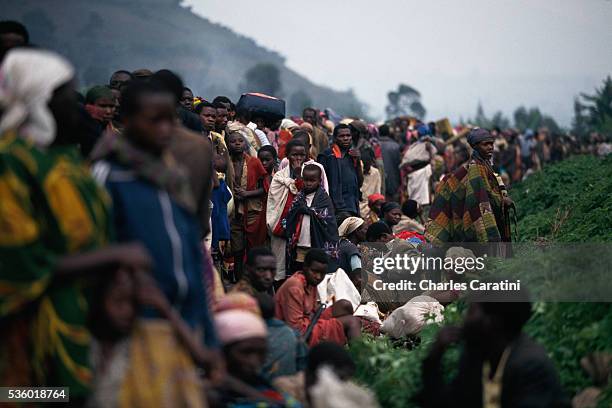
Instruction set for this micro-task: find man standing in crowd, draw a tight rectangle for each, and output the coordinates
[318,123,362,216]
[109,69,133,90]
[378,124,401,201]
[180,87,194,112]
[303,107,329,156]
[426,128,513,244]
[214,101,229,135]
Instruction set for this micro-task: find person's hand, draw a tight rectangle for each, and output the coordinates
[134,271,171,316]
[432,325,462,353]
[348,148,361,159]
[201,350,226,386]
[234,188,245,201]
[290,160,303,175]
[503,196,514,208]
[114,243,152,272]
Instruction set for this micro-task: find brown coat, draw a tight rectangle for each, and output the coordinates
[170,126,213,237]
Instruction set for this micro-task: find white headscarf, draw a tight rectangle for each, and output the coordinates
[338,216,365,237]
[302,159,329,193]
[0,48,74,147]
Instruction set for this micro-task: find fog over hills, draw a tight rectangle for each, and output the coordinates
[1,0,366,117]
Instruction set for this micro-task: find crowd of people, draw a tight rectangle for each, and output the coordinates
[1,20,603,407]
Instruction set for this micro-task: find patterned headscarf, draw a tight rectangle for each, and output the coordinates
[0,48,74,147]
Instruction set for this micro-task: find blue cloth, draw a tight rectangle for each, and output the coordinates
[262,319,307,380]
[211,179,232,248]
[317,147,360,215]
[103,160,218,348]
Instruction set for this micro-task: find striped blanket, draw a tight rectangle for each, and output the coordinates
[425,158,507,244]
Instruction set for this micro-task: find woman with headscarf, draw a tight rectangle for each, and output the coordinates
[214,310,301,407]
[425,128,514,245]
[0,49,151,400]
[336,217,368,289]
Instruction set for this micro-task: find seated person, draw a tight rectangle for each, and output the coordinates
[274,249,360,346]
[231,247,276,296]
[214,309,301,407]
[394,199,426,235]
[336,216,368,290]
[256,293,307,380]
[380,201,402,229]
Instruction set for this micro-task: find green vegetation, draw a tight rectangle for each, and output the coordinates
[511,155,612,242]
[351,155,612,407]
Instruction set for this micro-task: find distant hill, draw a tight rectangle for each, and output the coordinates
[0,0,366,117]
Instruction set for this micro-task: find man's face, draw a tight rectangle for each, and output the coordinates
[109,72,131,90]
[180,89,194,111]
[385,208,402,226]
[476,140,494,160]
[247,255,275,291]
[227,133,245,155]
[226,337,267,382]
[199,107,217,131]
[287,146,307,170]
[302,168,321,194]
[125,92,176,155]
[303,260,326,286]
[303,110,316,126]
[335,128,352,150]
[216,108,229,131]
[94,97,117,124]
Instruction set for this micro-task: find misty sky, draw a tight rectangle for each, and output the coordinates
[184,0,612,126]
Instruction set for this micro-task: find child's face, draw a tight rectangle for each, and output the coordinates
[227,133,245,154]
[258,151,274,173]
[302,168,321,194]
[104,271,136,336]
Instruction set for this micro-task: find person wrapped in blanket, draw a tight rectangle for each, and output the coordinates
[425,128,514,245]
[0,49,150,403]
[284,161,337,273]
[266,139,308,281]
[275,249,361,347]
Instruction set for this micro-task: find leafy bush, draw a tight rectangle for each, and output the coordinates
[510,155,612,242]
